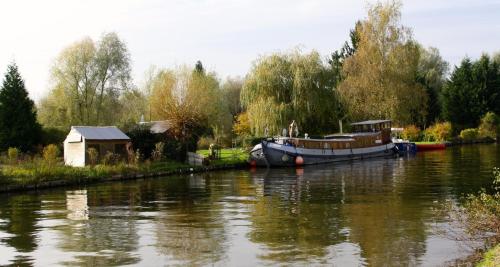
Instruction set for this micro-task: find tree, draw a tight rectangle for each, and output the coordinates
[442,54,500,132]
[221,76,244,118]
[241,50,342,136]
[416,46,448,126]
[117,88,147,131]
[338,0,428,126]
[149,66,231,148]
[328,21,362,88]
[0,63,41,151]
[194,60,204,74]
[38,32,131,128]
[442,58,481,131]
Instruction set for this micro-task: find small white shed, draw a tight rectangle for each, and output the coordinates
[64,126,131,167]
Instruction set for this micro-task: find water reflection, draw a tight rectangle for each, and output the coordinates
[0,144,497,266]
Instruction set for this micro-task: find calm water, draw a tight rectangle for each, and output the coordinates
[0,144,499,266]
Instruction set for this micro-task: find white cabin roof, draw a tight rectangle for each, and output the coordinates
[71,126,130,141]
[350,120,391,126]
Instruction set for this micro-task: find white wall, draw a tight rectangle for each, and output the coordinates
[63,130,86,167]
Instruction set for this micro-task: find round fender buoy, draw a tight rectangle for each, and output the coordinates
[295,156,304,166]
[250,160,257,167]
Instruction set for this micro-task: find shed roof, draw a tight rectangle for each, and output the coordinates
[72,126,130,141]
[350,120,391,126]
[139,120,172,134]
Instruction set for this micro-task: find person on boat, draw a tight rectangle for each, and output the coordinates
[289,120,298,138]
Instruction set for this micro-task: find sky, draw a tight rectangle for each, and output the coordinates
[0,0,499,101]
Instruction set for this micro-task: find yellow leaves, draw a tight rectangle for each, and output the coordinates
[148,66,227,138]
[338,0,427,125]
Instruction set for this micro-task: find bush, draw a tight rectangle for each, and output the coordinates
[127,126,194,162]
[402,125,421,141]
[87,148,99,166]
[42,144,60,165]
[41,127,67,146]
[479,112,499,139]
[102,151,121,165]
[460,128,480,141]
[462,168,500,247]
[197,136,215,150]
[424,122,452,142]
[151,142,165,162]
[7,147,19,164]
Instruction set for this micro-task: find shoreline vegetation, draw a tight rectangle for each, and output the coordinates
[0,0,498,265]
[0,148,249,194]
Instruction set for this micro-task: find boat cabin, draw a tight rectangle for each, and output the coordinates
[350,120,392,133]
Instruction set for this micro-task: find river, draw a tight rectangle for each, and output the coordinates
[0,144,499,266]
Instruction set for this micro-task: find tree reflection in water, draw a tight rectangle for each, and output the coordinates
[247,157,447,266]
[0,194,41,266]
[153,174,229,265]
[0,145,498,266]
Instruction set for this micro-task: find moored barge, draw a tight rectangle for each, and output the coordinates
[254,120,397,167]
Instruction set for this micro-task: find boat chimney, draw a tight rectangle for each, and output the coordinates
[339,120,343,134]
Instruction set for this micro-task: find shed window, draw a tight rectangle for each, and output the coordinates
[115,144,126,155]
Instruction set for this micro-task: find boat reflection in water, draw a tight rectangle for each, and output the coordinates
[247,156,463,266]
[2,144,498,266]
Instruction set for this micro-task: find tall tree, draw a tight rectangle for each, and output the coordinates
[38,32,131,128]
[416,46,449,126]
[443,54,500,132]
[442,58,481,131]
[328,21,361,88]
[0,63,41,151]
[338,0,428,126]
[221,76,244,118]
[241,50,342,136]
[149,66,231,142]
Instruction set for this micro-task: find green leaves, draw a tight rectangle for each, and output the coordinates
[241,50,341,136]
[0,63,41,152]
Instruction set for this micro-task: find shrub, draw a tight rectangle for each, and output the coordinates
[462,168,500,247]
[102,151,120,165]
[41,127,66,146]
[151,142,165,162]
[478,112,499,139]
[7,147,19,164]
[42,144,60,165]
[87,148,99,166]
[402,125,421,141]
[460,128,479,141]
[424,122,452,142]
[197,136,216,150]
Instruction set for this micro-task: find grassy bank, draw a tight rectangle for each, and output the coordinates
[477,245,500,267]
[0,160,191,187]
[0,149,249,192]
[196,148,248,166]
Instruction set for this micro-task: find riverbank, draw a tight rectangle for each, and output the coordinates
[0,149,249,194]
[0,161,248,194]
[477,245,500,267]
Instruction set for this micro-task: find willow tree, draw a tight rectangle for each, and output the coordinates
[338,1,428,126]
[241,50,341,136]
[149,66,231,141]
[38,32,131,129]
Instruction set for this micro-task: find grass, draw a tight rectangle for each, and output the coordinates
[477,244,500,267]
[197,148,248,166]
[0,148,249,190]
[0,158,190,188]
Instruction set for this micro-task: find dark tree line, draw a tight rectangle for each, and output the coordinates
[442,54,500,133]
[0,64,41,152]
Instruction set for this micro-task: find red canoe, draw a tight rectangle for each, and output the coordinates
[416,143,446,151]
